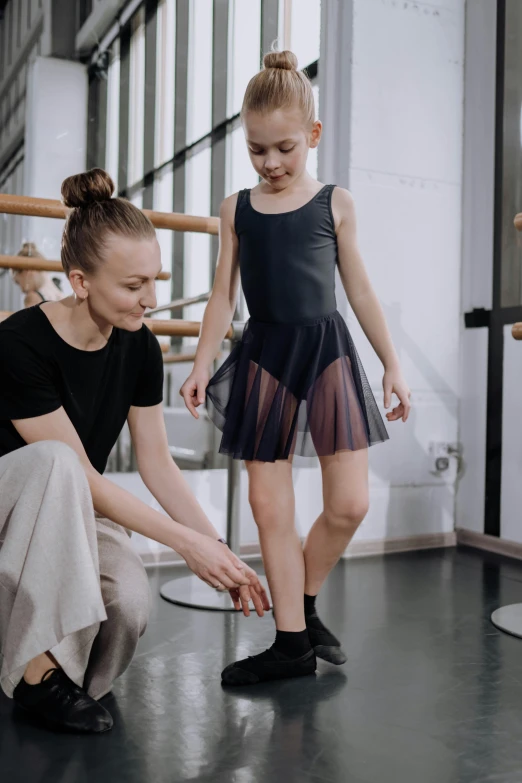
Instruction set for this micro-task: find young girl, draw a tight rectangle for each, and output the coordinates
[0,168,268,733]
[181,51,410,686]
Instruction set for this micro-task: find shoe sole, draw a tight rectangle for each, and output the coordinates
[313,645,347,665]
[14,702,113,734]
[222,668,316,686]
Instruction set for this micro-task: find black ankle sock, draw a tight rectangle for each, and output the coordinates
[304,593,318,618]
[273,629,312,659]
[304,594,341,647]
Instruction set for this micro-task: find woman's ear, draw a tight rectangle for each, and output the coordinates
[309,120,322,150]
[69,269,89,301]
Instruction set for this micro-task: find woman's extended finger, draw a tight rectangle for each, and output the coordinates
[249,585,267,617]
[229,588,241,611]
[238,585,252,616]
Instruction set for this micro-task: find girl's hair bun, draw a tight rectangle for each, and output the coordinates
[18,241,43,258]
[263,50,298,71]
[61,168,115,209]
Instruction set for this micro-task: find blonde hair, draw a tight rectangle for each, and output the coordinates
[17,241,44,259]
[241,50,315,127]
[60,168,155,276]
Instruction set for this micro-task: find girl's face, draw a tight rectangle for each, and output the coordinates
[12,269,40,293]
[69,234,160,332]
[243,107,322,190]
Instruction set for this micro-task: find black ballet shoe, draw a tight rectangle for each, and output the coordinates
[307,625,348,666]
[13,668,113,734]
[221,647,317,686]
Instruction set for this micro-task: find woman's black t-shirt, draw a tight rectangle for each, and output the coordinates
[0,305,164,473]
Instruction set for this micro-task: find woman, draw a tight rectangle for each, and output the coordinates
[0,168,268,734]
[12,242,63,306]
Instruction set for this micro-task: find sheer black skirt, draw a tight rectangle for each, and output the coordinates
[206,310,389,462]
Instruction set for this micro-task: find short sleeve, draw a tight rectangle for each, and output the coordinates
[0,330,61,420]
[131,326,164,407]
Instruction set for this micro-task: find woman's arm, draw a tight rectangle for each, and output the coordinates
[180,194,241,418]
[128,402,269,614]
[128,403,219,539]
[333,187,411,422]
[11,407,262,599]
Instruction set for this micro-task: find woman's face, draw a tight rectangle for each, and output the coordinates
[243,107,321,191]
[72,234,161,332]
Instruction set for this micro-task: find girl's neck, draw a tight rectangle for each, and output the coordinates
[258,171,316,197]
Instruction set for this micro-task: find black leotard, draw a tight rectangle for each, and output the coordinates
[235,185,337,324]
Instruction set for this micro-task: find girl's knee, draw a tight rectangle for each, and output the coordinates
[324,494,369,530]
[248,488,291,532]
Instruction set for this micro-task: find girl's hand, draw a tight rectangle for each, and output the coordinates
[383,367,411,423]
[182,534,270,617]
[179,370,210,419]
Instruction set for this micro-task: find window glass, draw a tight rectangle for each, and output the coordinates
[227,0,261,118]
[186,0,213,145]
[106,41,121,191]
[128,8,146,187]
[155,0,176,166]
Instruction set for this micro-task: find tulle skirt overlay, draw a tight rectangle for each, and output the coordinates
[206,310,389,462]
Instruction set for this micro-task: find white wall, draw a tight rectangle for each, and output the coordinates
[346,0,465,543]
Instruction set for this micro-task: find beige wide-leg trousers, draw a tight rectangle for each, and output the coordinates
[0,440,151,700]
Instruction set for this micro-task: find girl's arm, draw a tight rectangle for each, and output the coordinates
[12,408,265,602]
[180,194,241,418]
[332,187,411,423]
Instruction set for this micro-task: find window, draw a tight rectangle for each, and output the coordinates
[105,41,121,192]
[155,0,175,167]
[128,8,146,187]
[186,0,213,146]
[227,0,262,118]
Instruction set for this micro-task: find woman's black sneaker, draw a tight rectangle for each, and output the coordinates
[221,647,316,686]
[13,668,113,733]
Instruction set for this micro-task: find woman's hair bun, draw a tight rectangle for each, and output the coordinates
[263,50,298,71]
[17,241,43,258]
[61,168,115,209]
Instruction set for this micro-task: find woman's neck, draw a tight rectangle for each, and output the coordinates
[41,297,113,352]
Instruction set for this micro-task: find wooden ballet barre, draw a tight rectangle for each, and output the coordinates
[0,194,220,236]
[514,213,522,232]
[0,311,233,339]
[162,352,198,364]
[0,254,171,281]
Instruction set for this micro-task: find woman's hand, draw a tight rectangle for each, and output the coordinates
[383,366,411,423]
[179,369,210,419]
[182,534,270,617]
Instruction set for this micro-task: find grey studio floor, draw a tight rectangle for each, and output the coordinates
[3,547,522,783]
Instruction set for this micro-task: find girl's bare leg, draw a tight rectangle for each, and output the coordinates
[303,449,369,596]
[246,458,306,631]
